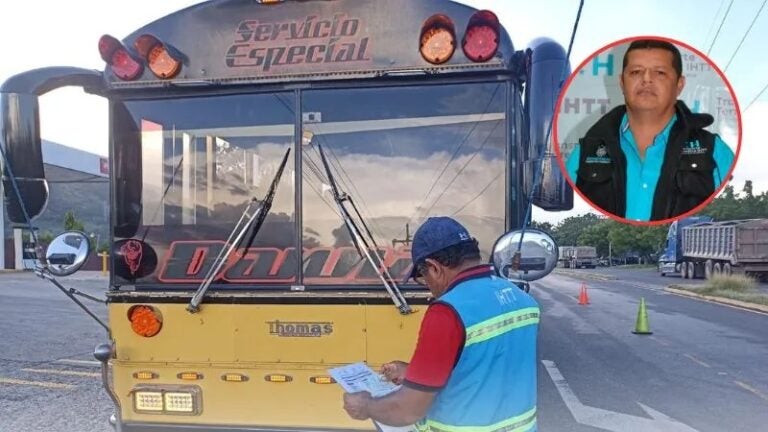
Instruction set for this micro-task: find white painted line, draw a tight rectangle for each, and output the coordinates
[542,359,699,431]
[683,354,711,368]
[22,368,100,378]
[0,377,74,389]
[735,381,768,403]
[56,359,100,367]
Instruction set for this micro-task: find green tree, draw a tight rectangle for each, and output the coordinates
[63,210,85,232]
[577,221,611,256]
[530,220,554,233]
[699,180,768,220]
[553,213,603,246]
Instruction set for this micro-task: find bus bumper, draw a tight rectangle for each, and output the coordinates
[122,422,371,432]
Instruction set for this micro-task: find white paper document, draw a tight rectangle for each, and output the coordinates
[328,362,417,432]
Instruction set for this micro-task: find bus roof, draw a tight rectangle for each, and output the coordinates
[105,0,516,88]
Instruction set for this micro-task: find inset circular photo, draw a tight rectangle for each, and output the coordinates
[554,36,741,224]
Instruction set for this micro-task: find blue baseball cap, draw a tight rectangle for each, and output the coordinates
[408,217,472,279]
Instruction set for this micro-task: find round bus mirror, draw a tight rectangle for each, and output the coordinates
[45,231,91,276]
[491,229,558,282]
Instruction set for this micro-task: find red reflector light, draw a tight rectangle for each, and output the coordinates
[99,34,144,81]
[463,10,500,62]
[135,34,182,79]
[419,14,456,65]
[128,305,163,337]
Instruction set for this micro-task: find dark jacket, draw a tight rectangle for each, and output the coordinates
[576,100,717,220]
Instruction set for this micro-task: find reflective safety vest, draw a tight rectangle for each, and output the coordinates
[417,267,540,432]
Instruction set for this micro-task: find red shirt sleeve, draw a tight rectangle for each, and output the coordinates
[403,303,464,392]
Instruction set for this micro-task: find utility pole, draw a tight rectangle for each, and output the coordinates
[392,224,412,248]
[608,241,612,267]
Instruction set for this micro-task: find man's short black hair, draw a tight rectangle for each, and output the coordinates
[424,239,481,270]
[622,39,683,77]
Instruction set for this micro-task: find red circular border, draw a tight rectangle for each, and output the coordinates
[552,35,743,226]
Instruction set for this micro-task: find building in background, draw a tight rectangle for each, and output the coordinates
[1,140,108,269]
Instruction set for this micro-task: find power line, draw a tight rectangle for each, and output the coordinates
[703,0,728,47]
[420,120,503,217]
[745,80,768,112]
[407,84,502,222]
[724,0,767,72]
[449,171,503,217]
[707,0,734,55]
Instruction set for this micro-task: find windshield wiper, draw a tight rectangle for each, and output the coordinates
[317,145,412,315]
[187,148,291,313]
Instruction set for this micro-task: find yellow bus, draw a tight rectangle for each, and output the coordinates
[0,0,570,430]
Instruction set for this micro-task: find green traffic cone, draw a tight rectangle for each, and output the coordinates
[632,298,652,335]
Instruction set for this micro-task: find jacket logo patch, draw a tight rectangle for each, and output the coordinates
[586,145,611,164]
[682,140,707,155]
[596,145,608,158]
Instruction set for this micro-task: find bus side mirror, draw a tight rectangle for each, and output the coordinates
[1,91,49,223]
[522,38,574,211]
[45,231,91,276]
[491,228,558,282]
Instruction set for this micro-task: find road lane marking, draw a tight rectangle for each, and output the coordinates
[649,336,670,346]
[683,354,711,368]
[542,359,699,431]
[0,378,74,389]
[22,368,100,378]
[734,381,768,403]
[56,359,100,367]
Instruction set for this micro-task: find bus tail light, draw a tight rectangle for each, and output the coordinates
[134,34,182,79]
[462,10,500,62]
[99,35,143,81]
[128,305,163,337]
[419,14,456,64]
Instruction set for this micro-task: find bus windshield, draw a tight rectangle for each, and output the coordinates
[113,81,508,289]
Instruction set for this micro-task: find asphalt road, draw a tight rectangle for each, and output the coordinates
[537,271,768,431]
[1,270,767,431]
[0,272,113,432]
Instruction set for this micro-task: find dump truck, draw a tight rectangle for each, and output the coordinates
[558,245,596,268]
[658,218,768,280]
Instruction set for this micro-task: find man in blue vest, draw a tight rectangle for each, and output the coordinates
[565,39,735,221]
[342,216,540,431]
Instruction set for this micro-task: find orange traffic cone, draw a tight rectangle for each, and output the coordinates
[578,283,590,305]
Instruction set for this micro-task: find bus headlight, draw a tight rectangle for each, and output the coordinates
[132,385,201,415]
[164,392,195,413]
[134,391,163,412]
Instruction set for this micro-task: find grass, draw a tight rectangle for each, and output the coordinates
[674,274,768,306]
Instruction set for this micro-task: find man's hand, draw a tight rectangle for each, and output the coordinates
[343,391,373,420]
[381,360,408,385]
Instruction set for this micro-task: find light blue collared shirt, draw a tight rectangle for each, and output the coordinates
[566,114,735,221]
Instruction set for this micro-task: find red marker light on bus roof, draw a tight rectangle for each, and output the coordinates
[419,14,456,65]
[99,35,144,81]
[463,10,500,62]
[134,34,182,79]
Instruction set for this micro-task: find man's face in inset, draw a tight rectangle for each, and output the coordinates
[620,48,685,114]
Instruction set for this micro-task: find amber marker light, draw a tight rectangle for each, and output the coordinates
[265,374,293,383]
[420,14,456,64]
[128,305,162,337]
[310,376,336,384]
[134,34,182,79]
